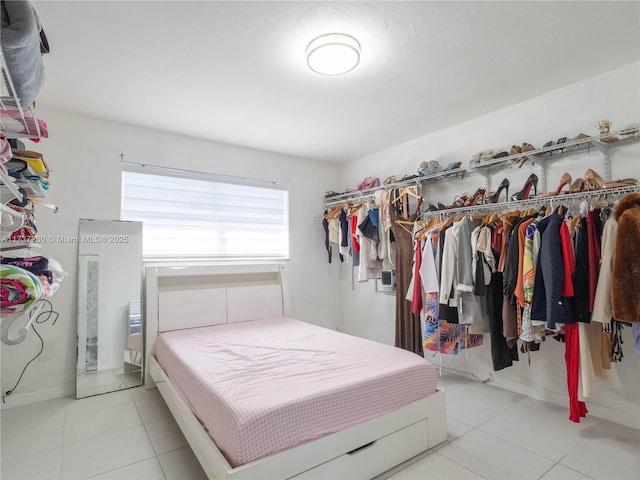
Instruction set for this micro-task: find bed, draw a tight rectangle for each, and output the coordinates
[145,264,447,479]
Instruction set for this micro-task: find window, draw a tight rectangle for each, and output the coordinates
[121,163,289,260]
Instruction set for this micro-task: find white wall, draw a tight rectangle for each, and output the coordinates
[338,62,640,427]
[1,110,341,406]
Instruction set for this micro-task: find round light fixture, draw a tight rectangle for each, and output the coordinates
[306,33,361,75]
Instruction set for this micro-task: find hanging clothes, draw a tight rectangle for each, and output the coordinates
[565,323,589,423]
[573,217,591,323]
[586,209,602,312]
[390,197,422,355]
[420,225,483,355]
[612,193,640,323]
[356,207,383,282]
[531,208,572,329]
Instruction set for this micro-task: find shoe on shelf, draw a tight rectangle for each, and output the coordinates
[511,173,538,201]
[486,178,510,203]
[491,149,509,160]
[555,137,568,153]
[444,161,462,171]
[538,172,572,197]
[466,187,486,206]
[540,140,555,156]
[585,168,629,189]
[518,143,536,167]
[447,194,469,209]
[612,178,637,185]
[569,178,586,193]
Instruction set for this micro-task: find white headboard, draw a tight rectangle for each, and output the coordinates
[144,263,288,388]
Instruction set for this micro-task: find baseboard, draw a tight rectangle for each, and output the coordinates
[489,376,640,430]
[0,384,74,409]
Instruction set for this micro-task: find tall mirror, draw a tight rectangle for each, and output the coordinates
[76,219,143,398]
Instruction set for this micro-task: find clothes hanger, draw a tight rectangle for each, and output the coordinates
[391,186,422,205]
[394,220,414,235]
[349,202,366,215]
[323,206,343,220]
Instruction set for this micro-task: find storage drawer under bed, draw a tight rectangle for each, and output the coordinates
[290,418,430,480]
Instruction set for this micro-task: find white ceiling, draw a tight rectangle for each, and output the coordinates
[32,1,639,163]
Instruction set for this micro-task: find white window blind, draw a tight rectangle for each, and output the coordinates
[121,163,289,260]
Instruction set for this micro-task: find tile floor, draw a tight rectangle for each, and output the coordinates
[1,373,638,479]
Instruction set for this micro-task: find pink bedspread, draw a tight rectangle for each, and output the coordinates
[155,316,437,467]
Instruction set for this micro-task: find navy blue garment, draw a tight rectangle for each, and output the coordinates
[531,207,573,329]
[530,215,551,323]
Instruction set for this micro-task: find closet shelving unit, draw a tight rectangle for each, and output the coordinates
[421,185,640,219]
[0,51,43,140]
[323,128,639,209]
[0,49,49,251]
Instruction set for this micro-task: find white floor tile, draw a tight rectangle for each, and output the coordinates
[444,382,527,427]
[479,397,602,461]
[446,417,474,441]
[61,425,155,479]
[135,392,172,424]
[145,417,188,455]
[64,401,142,445]
[1,396,69,432]
[540,464,595,479]
[560,420,640,480]
[386,452,483,479]
[0,447,62,480]
[68,388,133,415]
[89,457,165,479]
[0,402,66,461]
[435,372,477,391]
[130,386,161,404]
[157,447,207,480]
[437,429,555,479]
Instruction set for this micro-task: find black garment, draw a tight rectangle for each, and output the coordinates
[322,212,331,263]
[574,218,591,323]
[488,270,519,371]
[339,210,349,249]
[438,225,459,324]
[357,216,379,243]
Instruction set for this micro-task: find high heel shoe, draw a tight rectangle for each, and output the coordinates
[538,172,572,197]
[466,187,486,206]
[584,169,604,188]
[447,194,469,209]
[584,168,628,189]
[511,173,538,201]
[486,178,510,203]
[569,178,586,193]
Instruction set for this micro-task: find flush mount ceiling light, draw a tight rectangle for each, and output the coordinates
[306,33,361,75]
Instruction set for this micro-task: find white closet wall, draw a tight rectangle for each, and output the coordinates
[338,62,640,427]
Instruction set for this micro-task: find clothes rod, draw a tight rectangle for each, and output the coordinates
[420,185,639,219]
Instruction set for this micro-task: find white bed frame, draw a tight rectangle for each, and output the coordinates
[145,263,447,480]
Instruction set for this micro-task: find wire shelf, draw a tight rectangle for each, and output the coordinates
[0,50,43,140]
[420,185,639,218]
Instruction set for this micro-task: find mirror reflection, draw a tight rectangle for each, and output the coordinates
[76,219,143,398]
